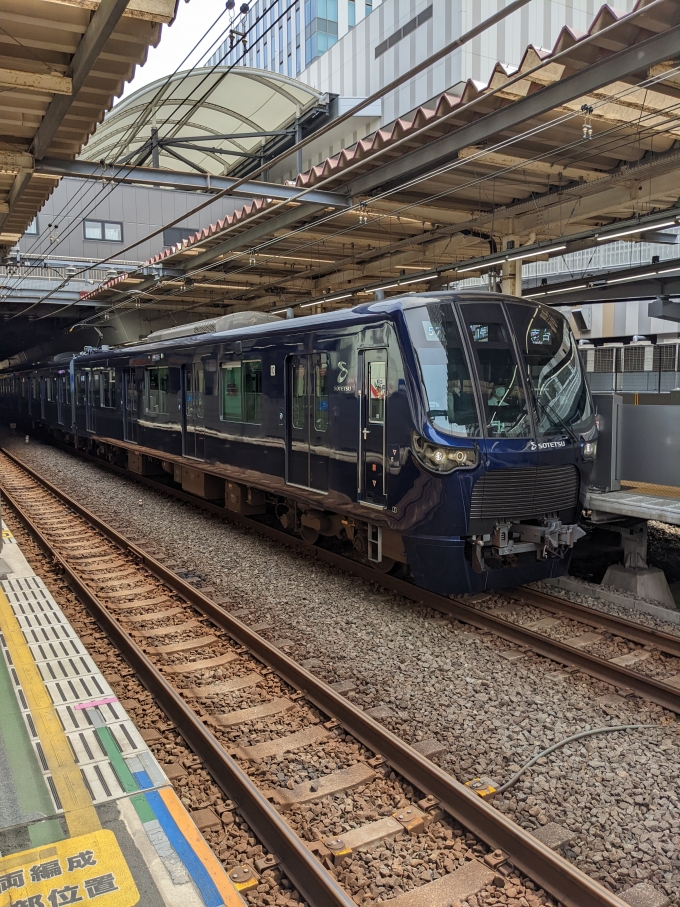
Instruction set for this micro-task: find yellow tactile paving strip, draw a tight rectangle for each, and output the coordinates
[621,481,680,500]
[0,587,101,837]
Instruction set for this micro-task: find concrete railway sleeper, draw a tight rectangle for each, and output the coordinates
[0,448,632,907]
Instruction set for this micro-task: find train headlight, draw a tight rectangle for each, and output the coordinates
[412,434,477,473]
[582,440,597,461]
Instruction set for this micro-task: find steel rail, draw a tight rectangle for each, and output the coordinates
[12,439,680,711]
[0,480,357,907]
[506,587,680,658]
[0,446,635,907]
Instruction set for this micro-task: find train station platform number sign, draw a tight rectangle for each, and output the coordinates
[0,830,139,907]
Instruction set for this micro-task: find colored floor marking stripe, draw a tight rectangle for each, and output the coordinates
[0,587,100,836]
[159,786,246,907]
[136,776,225,907]
[95,726,139,794]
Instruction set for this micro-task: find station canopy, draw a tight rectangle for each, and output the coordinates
[79,68,326,176]
[0,0,177,245]
[45,0,680,323]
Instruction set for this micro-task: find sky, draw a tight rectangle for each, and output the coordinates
[120,0,232,100]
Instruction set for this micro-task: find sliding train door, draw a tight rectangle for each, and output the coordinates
[181,362,205,460]
[286,354,329,491]
[358,349,387,507]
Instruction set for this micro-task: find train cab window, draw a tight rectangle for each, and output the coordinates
[460,303,531,438]
[314,354,329,431]
[505,303,592,436]
[101,369,116,408]
[404,304,480,437]
[146,367,169,414]
[368,360,386,423]
[220,360,262,423]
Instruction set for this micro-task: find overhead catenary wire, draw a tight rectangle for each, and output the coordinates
[3,0,296,314]
[12,0,547,319]
[74,64,680,326]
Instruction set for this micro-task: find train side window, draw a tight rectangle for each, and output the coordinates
[89,371,101,408]
[368,360,386,423]
[102,369,116,408]
[314,354,329,432]
[220,362,242,421]
[146,367,169,414]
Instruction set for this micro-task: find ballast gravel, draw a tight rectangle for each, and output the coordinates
[6,436,680,904]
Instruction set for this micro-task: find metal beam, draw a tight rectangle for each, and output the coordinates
[35,158,349,208]
[348,24,680,196]
[32,0,131,160]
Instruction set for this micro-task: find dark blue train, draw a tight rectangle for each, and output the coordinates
[0,292,597,594]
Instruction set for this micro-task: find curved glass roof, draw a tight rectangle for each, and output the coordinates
[80,66,323,175]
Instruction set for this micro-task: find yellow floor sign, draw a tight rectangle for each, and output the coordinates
[0,830,139,907]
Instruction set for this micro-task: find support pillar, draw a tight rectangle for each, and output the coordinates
[501,259,522,296]
[602,520,676,609]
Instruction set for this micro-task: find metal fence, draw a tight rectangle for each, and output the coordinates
[585,343,680,394]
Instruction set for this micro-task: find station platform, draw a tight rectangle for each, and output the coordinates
[585,481,680,526]
[0,520,244,907]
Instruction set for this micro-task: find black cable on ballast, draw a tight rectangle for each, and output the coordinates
[495,723,662,795]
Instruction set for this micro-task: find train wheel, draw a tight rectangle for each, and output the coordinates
[300,525,320,545]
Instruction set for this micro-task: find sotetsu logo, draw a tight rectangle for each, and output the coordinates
[528,439,567,451]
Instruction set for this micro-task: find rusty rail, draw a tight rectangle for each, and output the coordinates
[0,446,634,907]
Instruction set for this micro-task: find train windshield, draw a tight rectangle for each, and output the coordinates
[505,303,592,437]
[458,302,533,438]
[403,303,481,437]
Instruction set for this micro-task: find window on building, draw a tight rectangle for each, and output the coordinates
[287,51,292,75]
[304,0,338,62]
[296,46,301,72]
[220,360,262,423]
[348,0,355,27]
[146,367,169,414]
[365,0,372,12]
[25,217,38,235]
[163,227,196,247]
[84,220,123,242]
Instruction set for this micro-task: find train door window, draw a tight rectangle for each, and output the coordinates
[368,360,386,422]
[76,371,87,406]
[243,360,262,424]
[46,377,56,402]
[31,378,39,400]
[146,367,169,414]
[220,362,242,420]
[291,359,307,430]
[102,369,116,408]
[314,354,329,431]
[89,371,101,408]
[459,303,531,438]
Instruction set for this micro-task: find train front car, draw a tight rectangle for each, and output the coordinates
[396,292,596,595]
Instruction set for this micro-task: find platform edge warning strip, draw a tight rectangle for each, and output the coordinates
[0,585,101,836]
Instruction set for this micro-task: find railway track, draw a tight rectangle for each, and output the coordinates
[0,446,636,907]
[15,439,680,717]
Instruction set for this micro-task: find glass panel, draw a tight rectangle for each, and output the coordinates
[243,360,262,424]
[102,370,115,408]
[368,360,386,423]
[506,303,592,437]
[104,223,122,242]
[292,359,307,430]
[146,367,169,414]
[77,372,87,405]
[314,353,329,431]
[404,304,480,437]
[461,304,531,438]
[221,363,242,421]
[84,220,102,240]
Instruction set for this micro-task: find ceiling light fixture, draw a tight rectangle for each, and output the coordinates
[606,270,658,284]
[596,221,676,242]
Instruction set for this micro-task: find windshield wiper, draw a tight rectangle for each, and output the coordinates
[535,396,579,445]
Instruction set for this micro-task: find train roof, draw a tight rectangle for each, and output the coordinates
[2,291,559,372]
